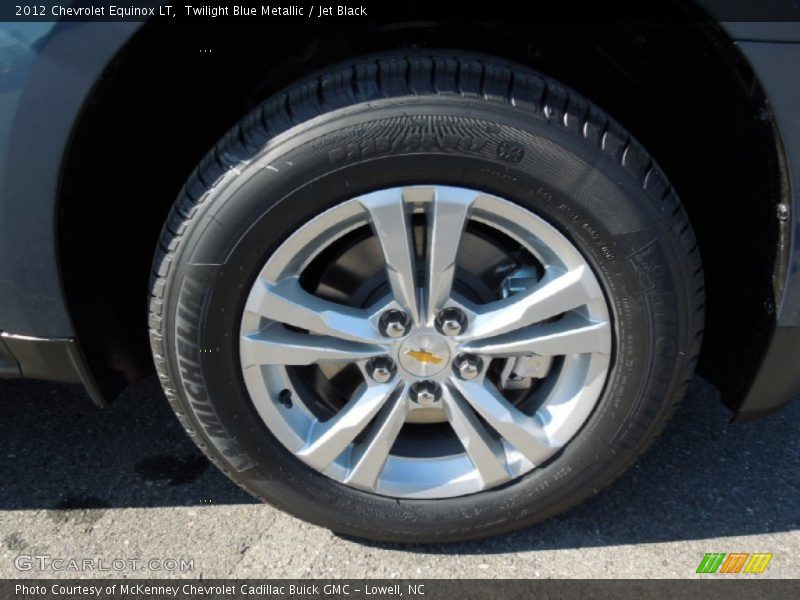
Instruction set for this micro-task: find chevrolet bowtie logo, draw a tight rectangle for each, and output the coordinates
[405,349,445,365]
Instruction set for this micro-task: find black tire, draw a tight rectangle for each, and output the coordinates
[149,51,704,542]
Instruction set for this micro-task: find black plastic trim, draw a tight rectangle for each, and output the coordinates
[0,334,21,377]
[733,326,800,421]
[0,333,106,406]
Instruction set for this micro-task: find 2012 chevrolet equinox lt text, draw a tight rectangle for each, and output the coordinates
[1,2,799,542]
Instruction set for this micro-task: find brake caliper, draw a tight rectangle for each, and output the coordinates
[499,265,552,390]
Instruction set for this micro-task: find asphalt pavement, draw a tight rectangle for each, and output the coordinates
[0,375,797,579]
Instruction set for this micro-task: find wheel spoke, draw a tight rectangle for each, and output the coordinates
[451,378,556,465]
[245,277,381,344]
[241,324,385,368]
[442,385,511,488]
[463,314,611,357]
[345,388,409,491]
[465,266,603,341]
[297,382,399,470]
[424,187,475,321]
[359,189,420,324]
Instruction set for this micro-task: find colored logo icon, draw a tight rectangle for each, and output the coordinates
[696,553,773,574]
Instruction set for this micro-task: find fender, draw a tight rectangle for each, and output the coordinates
[0,21,142,337]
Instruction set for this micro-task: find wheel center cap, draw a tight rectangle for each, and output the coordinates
[398,332,451,377]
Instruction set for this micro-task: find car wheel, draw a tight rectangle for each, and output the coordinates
[149,52,704,542]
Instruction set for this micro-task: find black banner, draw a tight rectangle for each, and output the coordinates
[2,0,800,22]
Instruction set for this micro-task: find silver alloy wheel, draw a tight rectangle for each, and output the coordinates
[240,186,612,499]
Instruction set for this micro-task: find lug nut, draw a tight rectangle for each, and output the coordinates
[379,309,411,339]
[436,307,467,336]
[367,356,396,383]
[410,381,440,406]
[454,354,481,380]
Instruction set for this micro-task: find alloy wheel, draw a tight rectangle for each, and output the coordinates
[239,185,612,499]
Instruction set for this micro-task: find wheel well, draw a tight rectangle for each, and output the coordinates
[58,10,785,407]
